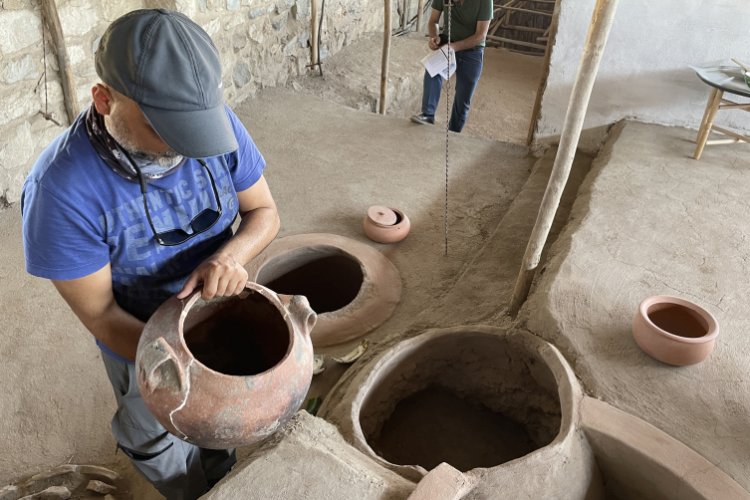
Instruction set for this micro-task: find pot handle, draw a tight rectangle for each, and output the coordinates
[138,337,186,395]
[279,294,317,338]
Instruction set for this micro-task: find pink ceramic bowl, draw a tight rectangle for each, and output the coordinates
[632,295,719,366]
[363,206,411,244]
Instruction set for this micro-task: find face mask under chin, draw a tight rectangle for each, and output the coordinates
[128,150,185,175]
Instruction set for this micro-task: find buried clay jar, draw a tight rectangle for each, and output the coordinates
[363,205,411,244]
[631,295,719,366]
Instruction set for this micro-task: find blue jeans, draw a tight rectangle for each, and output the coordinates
[421,46,484,133]
[102,352,236,500]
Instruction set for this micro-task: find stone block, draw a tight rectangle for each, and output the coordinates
[271,12,288,31]
[407,463,472,500]
[17,486,71,500]
[232,62,253,88]
[85,480,115,495]
[68,45,87,67]
[232,31,248,52]
[248,4,274,19]
[1,0,33,9]
[0,10,42,55]
[75,465,119,483]
[57,3,98,38]
[1,54,35,85]
[275,0,295,12]
[202,18,221,38]
[0,120,34,172]
[202,412,414,500]
[226,0,240,10]
[0,484,20,500]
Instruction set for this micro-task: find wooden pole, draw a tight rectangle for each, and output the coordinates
[508,0,620,317]
[416,0,425,32]
[40,0,79,124]
[527,0,561,145]
[311,0,319,68]
[380,0,392,114]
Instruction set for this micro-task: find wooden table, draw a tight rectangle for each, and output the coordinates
[693,65,750,160]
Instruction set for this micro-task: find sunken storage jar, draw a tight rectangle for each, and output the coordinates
[135,283,317,449]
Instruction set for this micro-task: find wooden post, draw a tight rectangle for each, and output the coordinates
[527,0,561,145]
[416,0,425,32]
[380,0,392,114]
[508,0,620,317]
[311,0,319,68]
[40,0,79,124]
[693,88,722,160]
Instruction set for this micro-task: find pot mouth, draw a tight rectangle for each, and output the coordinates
[368,208,405,228]
[638,295,719,344]
[179,283,295,378]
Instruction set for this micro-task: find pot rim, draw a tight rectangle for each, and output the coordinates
[637,295,719,344]
[179,282,295,378]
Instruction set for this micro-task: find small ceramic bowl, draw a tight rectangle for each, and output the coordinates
[363,206,411,244]
[632,295,719,366]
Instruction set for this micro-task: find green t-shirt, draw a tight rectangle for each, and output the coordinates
[431,0,493,48]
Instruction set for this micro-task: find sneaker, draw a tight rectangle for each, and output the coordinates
[410,113,435,125]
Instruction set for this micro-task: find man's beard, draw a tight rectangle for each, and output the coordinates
[105,115,183,170]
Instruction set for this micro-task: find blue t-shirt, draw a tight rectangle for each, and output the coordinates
[22,106,265,329]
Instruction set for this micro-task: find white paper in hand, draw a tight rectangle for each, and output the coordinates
[421,46,456,80]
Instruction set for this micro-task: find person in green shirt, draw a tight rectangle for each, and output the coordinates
[411,0,493,132]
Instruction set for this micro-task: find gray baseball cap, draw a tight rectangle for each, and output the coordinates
[95,9,238,158]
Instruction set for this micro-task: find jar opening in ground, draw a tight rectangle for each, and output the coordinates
[257,251,364,314]
[359,333,562,472]
[184,292,290,376]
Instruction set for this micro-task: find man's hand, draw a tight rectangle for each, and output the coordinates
[428,36,441,50]
[177,252,248,300]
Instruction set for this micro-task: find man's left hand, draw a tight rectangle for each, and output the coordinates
[177,252,248,300]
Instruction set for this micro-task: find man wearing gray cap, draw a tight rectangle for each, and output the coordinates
[21,9,279,499]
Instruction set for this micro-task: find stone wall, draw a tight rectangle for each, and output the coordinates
[0,0,385,204]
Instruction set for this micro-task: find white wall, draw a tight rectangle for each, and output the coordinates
[538,0,750,139]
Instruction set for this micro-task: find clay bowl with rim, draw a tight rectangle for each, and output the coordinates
[632,295,719,366]
[363,206,411,244]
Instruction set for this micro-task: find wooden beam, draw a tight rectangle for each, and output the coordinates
[509,0,621,317]
[527,0,561,145]
[501,25,547,33]
[486,34,546,50]
[380,0,392,114]
[310,0,319,67]
[416,0,425,32]
[40,0,78,124]
[495,5,553,17]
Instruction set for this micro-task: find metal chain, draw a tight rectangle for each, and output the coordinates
[443,0,452,256]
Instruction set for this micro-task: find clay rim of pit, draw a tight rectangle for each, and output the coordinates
[638,295,719,344]
[324,326,580,479]
[246,233,402,347]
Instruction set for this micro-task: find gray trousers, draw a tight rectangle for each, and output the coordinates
[102,352,236,500]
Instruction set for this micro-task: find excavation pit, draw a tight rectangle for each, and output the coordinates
[247,233,402,347]
[354,329,563,474]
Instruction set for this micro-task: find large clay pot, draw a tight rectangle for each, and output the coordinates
[632,295,719,366]
[135,283,317,449]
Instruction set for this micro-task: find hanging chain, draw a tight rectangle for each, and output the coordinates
[443,0,452,256]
